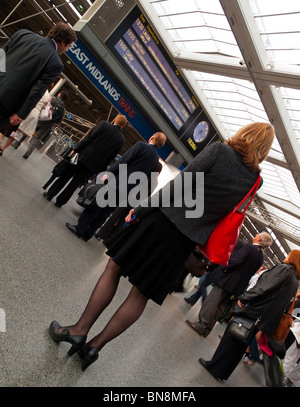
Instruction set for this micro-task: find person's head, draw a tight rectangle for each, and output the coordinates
[47,22,77,54]
[284,250,300,280]
[149,132,167,148]
[253,232,273,249]
[114,114,127,128]
[58,91,69,101]
[227,122,275,172]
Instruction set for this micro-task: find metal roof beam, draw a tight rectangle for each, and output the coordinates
[220,0,300,193]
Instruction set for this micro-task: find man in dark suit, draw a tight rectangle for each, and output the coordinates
[185,232,273,337]
[0,22,76,150]
[65,132,167,241]
[43,115,128,207]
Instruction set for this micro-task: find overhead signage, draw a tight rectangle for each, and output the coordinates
[66,37,172,159]
[105,5,219,156]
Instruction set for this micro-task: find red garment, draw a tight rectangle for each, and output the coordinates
[259,334,273,356]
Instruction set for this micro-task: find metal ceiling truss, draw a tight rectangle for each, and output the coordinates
[137,0,300,263]
[1,0,300,263]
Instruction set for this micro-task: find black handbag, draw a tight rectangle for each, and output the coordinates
[228,315,260,344]
[76,182,109,208]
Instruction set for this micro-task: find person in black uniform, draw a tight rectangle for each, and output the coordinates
[65,133,167,241]
[0,23,76,144]
[43,114,127,207]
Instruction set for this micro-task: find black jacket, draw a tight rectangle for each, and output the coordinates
[210,243,264,297]
[236,263,298,336]
[74,121,125,173]
[0,29,63,119]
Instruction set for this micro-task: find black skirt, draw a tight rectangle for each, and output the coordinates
[104,209,196,305]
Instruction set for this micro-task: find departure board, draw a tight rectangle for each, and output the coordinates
[106,6,201,135]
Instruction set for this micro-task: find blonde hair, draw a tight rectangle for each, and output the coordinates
[227,122,275,172]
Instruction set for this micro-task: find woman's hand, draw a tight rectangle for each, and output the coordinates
[125,209,136,223]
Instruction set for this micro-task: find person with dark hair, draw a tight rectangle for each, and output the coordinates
[199,250,300,382]
[0,22,76,155]
[48,122,275,371]
[22,91,69,158]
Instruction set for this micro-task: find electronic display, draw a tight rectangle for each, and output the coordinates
[106,6,201,136]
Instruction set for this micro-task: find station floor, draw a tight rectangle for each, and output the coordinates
[0,142,267,388]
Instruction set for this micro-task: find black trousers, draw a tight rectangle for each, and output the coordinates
[0,114,10,133]
[46,161,94,206]
[76,205,116,240]
[205,322,258,380]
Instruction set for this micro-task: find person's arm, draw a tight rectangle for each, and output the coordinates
[16,63,62,120]
[238,264,292,306]
[134,141,221,218]
[74,121,106,153]
[108,142,140,175]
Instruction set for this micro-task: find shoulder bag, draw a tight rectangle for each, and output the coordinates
[228,315,261,344]
[198,175,261,266]
[39,100,53,121]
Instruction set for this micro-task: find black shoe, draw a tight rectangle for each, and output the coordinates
[22,154,28,159]
[43,191,51,201]
[66,222,81,238]
[185,320,206,337]
[49,321,86,356]
[54,202,61,208]
[0,149,3,156]
[78,346,99,371]
[184,298,193,306]
[199,358,221,380]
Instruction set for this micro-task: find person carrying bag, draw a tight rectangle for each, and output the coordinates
[199,251,300,384]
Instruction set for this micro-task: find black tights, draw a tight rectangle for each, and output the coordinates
[67,259,148,350]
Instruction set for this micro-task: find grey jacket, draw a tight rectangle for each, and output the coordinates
[135,142,259,244]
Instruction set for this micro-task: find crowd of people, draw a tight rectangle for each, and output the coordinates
[0,22,299,387]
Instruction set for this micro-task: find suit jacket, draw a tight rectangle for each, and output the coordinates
[74,121,125,173]
[212,243,264,297]
[0,29,63,119]
[107,141,160,192]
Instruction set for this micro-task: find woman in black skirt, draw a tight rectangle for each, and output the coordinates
[49,122,275,371]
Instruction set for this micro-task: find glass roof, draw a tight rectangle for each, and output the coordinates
[250,0,300,69]
[148,0,300,253]
[153,0,242,58]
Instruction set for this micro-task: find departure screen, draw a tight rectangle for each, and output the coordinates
[106,6,201,135]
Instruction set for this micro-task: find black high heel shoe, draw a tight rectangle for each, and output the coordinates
[49,320,86,356]
[77,346,99,371]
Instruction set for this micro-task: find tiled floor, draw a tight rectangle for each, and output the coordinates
[0,143,266,387]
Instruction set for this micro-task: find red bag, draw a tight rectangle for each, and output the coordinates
[198,175,261,266]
